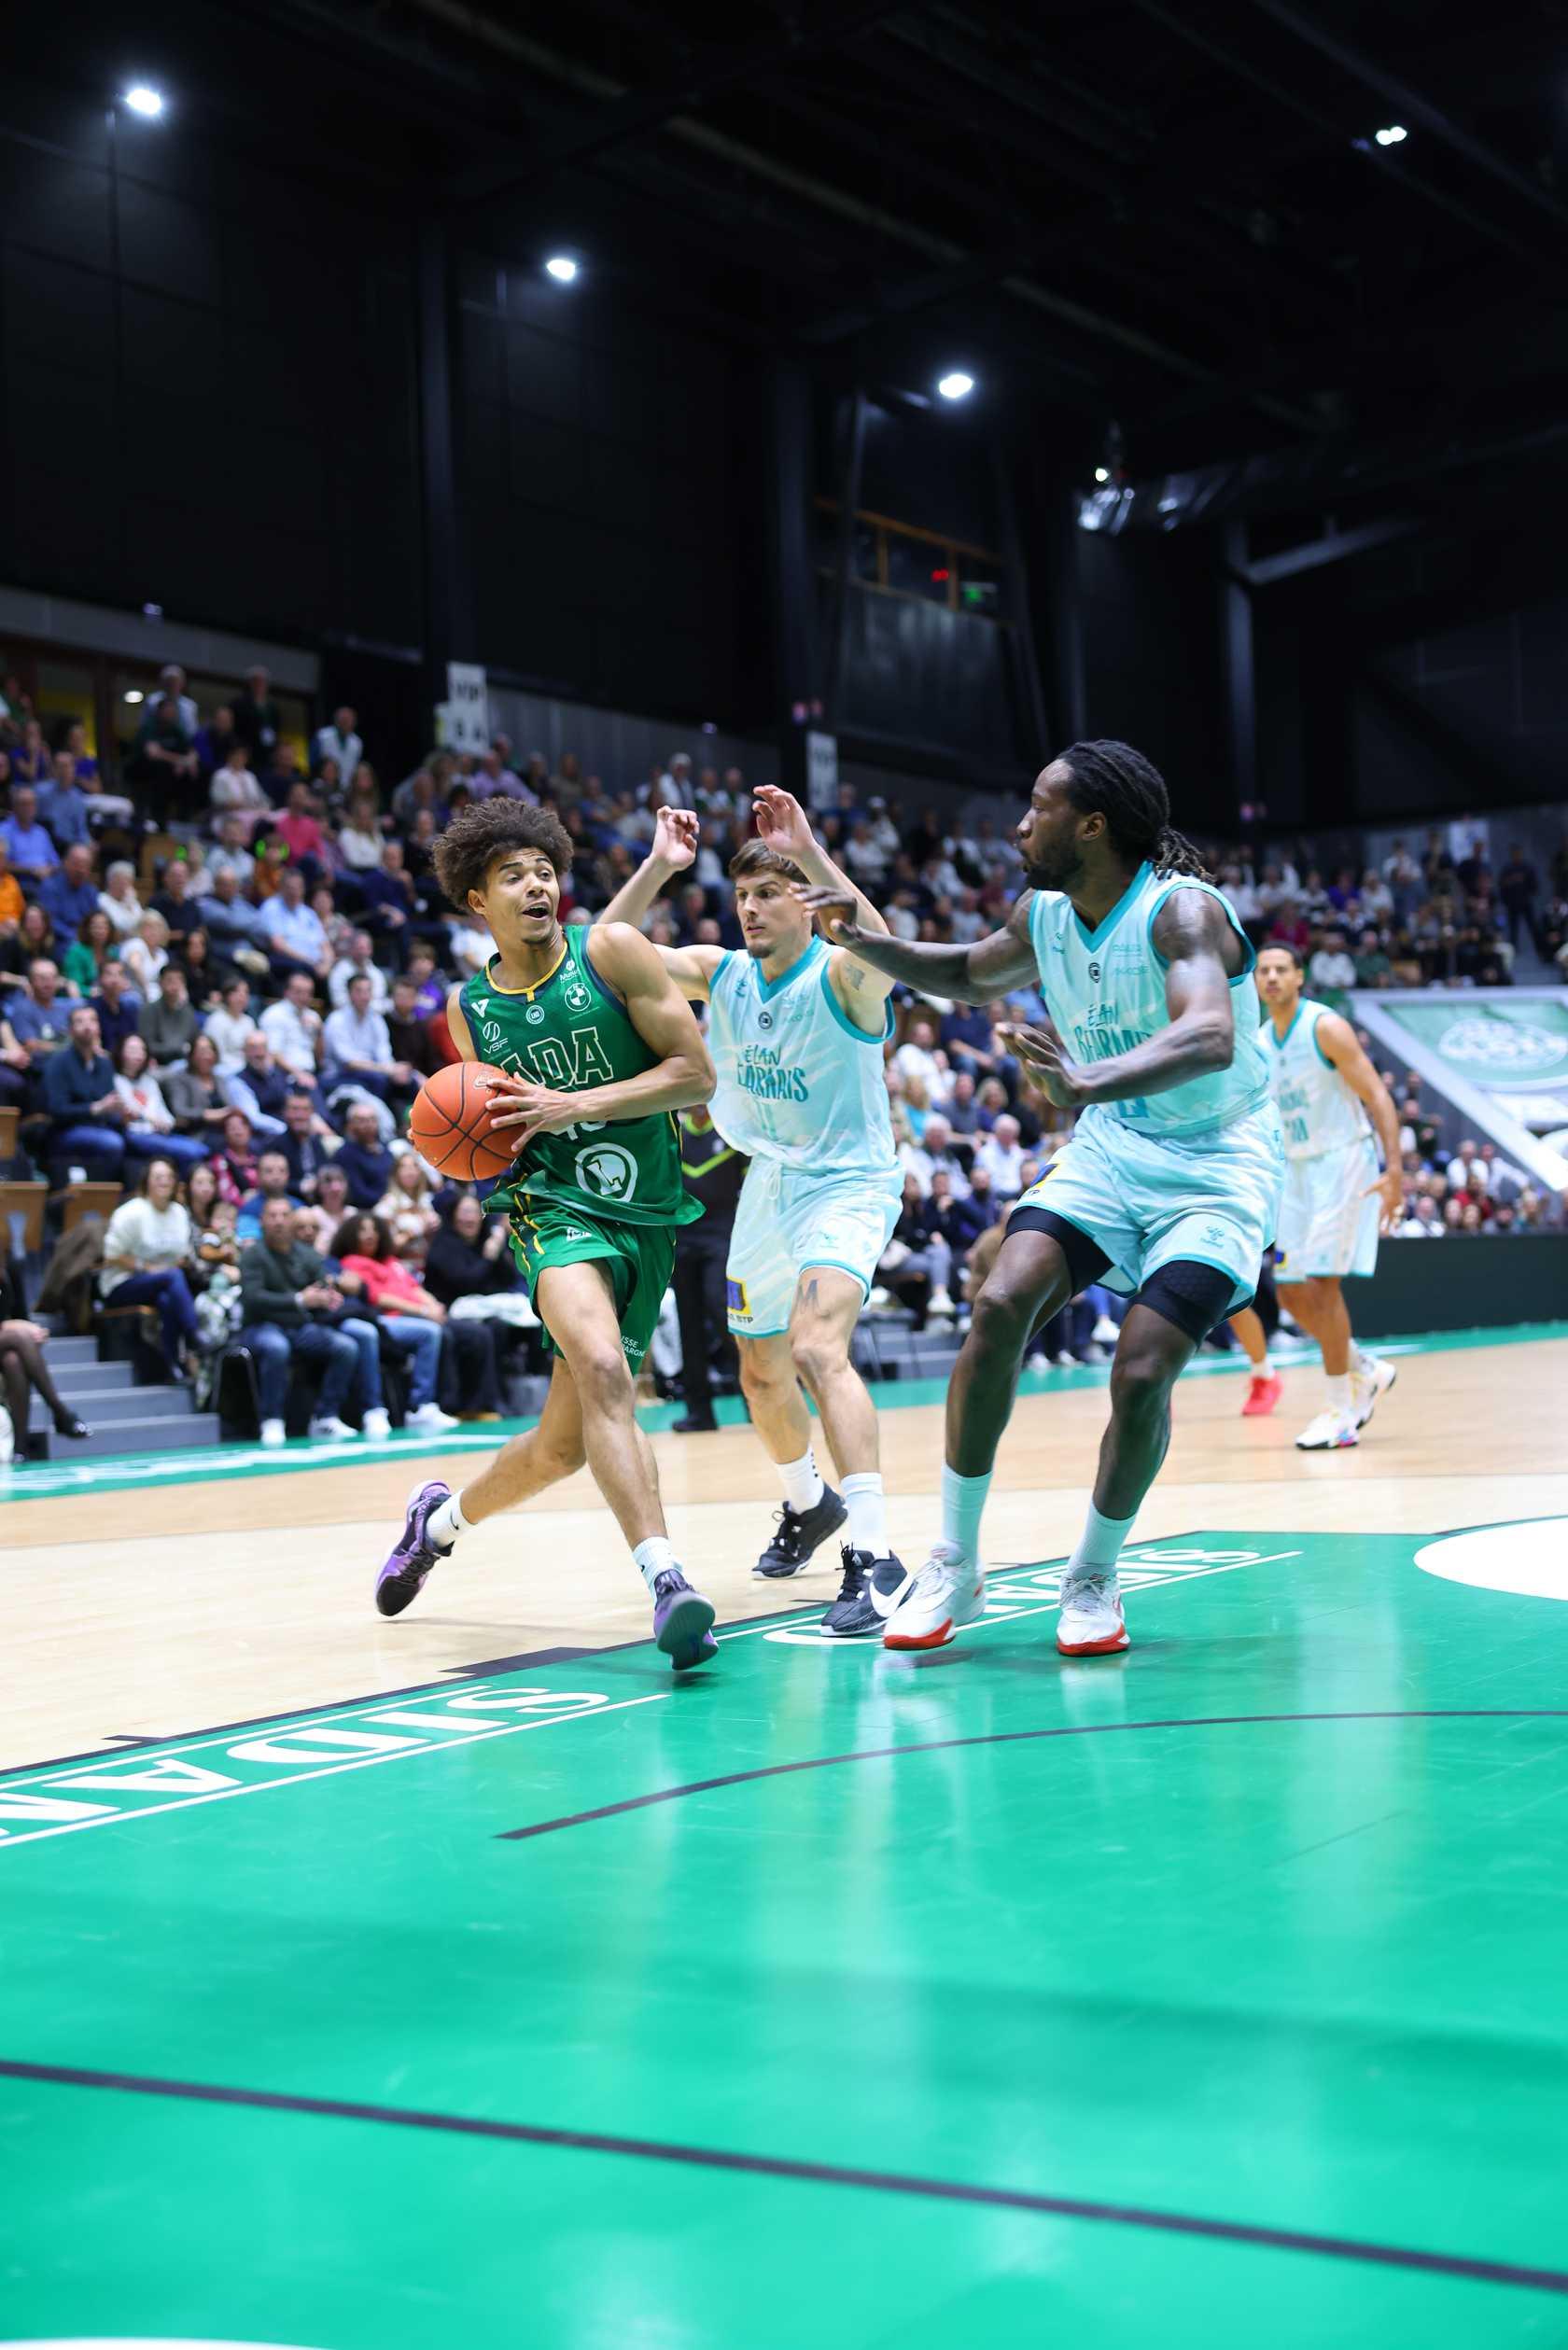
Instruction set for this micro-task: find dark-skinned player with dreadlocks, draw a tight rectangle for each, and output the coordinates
[799,741,1285,1658]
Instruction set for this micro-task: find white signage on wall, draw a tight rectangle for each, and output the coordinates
[441,662,491,754]
[805,730,839,813]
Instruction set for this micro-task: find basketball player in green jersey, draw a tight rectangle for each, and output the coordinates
[373,800,721,1671]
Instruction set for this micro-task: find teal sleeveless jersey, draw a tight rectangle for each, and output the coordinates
[1028,863,1268,1140]
[460,928,699,1230]
[706,936,897,1177]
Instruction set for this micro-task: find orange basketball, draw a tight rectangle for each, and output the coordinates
[408,1060,518,1181]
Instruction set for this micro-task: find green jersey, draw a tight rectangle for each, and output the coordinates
[460,927,700,1233]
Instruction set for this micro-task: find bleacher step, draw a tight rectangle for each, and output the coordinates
[30,1385,197,1430]
[36,1412,223,1462]
[51,1360,138,1396]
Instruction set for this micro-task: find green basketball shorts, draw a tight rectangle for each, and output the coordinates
[508,1199,676,1373]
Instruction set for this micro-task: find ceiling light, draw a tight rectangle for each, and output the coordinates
[123,690,145,704]
[544,256,579,283]
[937,371,974,401]
[122,85,165,118]
[1094,467,1110,483]
[1374,124,1407,147]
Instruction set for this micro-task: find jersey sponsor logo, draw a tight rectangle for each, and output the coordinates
[562,971,594,1014]
[735,1043,809,1102]
[758,1008,775,1030]
[576,1141,638,1203]
[725,1276,750,1319]
[525,1003,545,1025]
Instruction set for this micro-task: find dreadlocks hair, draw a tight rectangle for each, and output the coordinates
[432,799,573,912]
[1057,740,1213,883]
[728,837,806,888]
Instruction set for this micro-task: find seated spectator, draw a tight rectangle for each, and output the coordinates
[334,1099,394,1208]
[235,1147,301,1241]
[296,1160,351,1252]
[113,1033,207,1174]
[276,1088,336,1196]
[227,1030,293,1139]
[149,855,201,940]
[0,998,31,1110]
[1309,928,1356,1002]
[329,930,390,1011]
[273,779,329,874]
[375,1151,441,1254]
[40,1003,138,1176]
[232,667,280,762]
[154,663,199,736]
[973,1112,1026,1200]
[313,706,362,784]
[210,1108,260,1208]
[9,717,51,786]
[209,742,272,839]
[1,784,60,888]
[5,957,69,1080]
[0,902,58,990]
[920,1165,994,1280]
[193,702,238,779]
[357,839,418,951]
[139,963,200,1073]
[38,843,98,941]
[97,860,144,945]
[259,969,323,1088]
[892,1014,945,1098]
[258,862,331,982]
[0,1249,91,1448]
[405,941,444,1018]
[205,975,259,1074]
[323,972,413,1103]
[38,751,91,851]
[62,908,117,999]
[98,1156,201,1377]
[164,1030,231,1142]
[59,720,100,790]
[0,837,22,939]
[386,973,442,1083]
[335,773,386,871]
[874,1175,953,1328]
[120,910,172,1001]
[331,1210,462,1432]
[195,867,272,979]
[204,814,259,890]
[1353,926,1392,987]
[259,739,302,809]
[89,960,139,1062]
[237,1195,392,1447]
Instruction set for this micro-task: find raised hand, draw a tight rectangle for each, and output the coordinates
[752,784,817,868]
[995,1020,1085,1110]
[792,882,862,945]
[651,804,699,873]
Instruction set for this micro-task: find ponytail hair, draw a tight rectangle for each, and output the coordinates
[1057,740,1213,883]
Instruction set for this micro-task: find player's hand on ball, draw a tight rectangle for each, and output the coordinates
[482,1072,582,1151]
[996,1021,1085,1109]
[793,884,861,944]
[651,805,699,872]
[1366,1167,1405,1234]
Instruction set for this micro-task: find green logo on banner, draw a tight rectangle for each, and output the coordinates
[1383,1000,1568,1090]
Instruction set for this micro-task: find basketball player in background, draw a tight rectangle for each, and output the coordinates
[372,801,721,1671]
[1229,944,1401,1448]
[801,742,1285,1658]
[598,789,906,1638]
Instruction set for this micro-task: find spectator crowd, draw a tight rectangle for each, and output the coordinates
[0,657,1564,1450]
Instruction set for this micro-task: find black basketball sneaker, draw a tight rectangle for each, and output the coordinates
[752,1485,848,1577]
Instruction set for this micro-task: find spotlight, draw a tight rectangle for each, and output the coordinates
[1374,124,1407,146]
[123,690,145,704]
[122,85,165,118]
[937,371,974,400]
[1094,467,1110,484]
[544,256,579,283]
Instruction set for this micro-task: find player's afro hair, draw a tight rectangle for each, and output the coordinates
[433,800,573,910]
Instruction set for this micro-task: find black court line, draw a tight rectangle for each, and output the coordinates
[499,1710,1568,1841]
[1,2055,1563,2298]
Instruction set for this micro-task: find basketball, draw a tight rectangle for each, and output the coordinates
[408,1059,517,1181]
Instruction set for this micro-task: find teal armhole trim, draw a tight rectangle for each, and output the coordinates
[1311,1010,1337,1070]
[819,958,891,1043]
[1148,878,1255,977]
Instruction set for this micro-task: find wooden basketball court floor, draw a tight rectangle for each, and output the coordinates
[3,1324,1567,2349]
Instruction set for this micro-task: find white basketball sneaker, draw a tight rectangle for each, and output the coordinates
[1351,1355,1397,1428]
[1057,1572,1130,1657]
[882,1542,986,1650]
[1295,1407,1361,1450]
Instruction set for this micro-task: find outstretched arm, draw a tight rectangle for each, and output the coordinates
[749,786,893,1033]
[999,888,1240,1110]
[793,883,1041,1001]
[595,806,721,1000]
[1317,1011,1405,1230]
[484,923,714,1149]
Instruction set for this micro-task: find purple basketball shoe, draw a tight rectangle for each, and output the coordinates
[375,1478,452,1617]
[651,1569,718,1672]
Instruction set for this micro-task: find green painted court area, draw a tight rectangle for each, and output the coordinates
[3,1528,1567,2348]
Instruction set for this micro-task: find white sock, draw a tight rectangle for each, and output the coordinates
[1325,1373,1353,1413]
[842,1471,889,1559]
[1351,1341,1376,1376]
[427,1493,469,1552]
[940,1463,991,1567]
[1252,1347,1272,1377]
[1066,1500,1137,1588]
[633,1535,679,1594]
[778,1448,824,1515]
